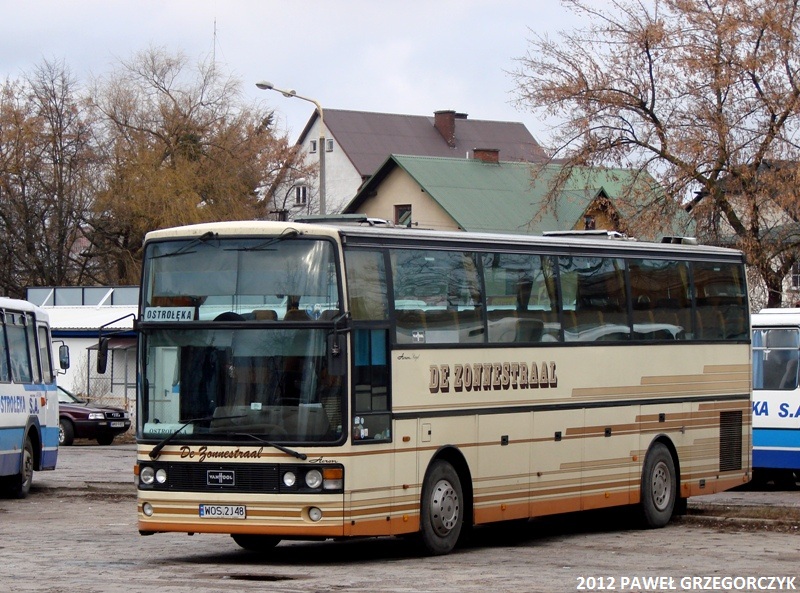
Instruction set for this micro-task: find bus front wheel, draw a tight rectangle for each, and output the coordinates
[8,436,34,499]
[639,442,676,528]
[231,534,281,552]
[419,460,463,555]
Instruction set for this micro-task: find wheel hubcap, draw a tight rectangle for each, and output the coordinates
[429,479,460,536]
[651,460,671,511]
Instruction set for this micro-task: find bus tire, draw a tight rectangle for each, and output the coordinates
[419,459,463,555]
[59,419,74,446]
[231,534,281,552]
[9,436,34,499]
[639,442,676,528]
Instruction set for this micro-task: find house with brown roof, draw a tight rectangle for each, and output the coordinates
[291,108,552,214]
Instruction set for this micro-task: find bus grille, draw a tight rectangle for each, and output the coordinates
[164,462,281,493]
[719,410,743,472]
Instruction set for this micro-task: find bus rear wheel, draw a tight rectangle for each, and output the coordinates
[639,442,676,528]
[419,460,463,555]
[231,534,281,552]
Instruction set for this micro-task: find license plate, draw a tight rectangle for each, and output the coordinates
[199,504,246,519]
[110,422,125,428]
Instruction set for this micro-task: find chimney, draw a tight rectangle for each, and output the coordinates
[434,110,457,147]
[474,148,500,164]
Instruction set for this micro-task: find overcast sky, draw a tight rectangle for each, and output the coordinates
[1,1,592,146]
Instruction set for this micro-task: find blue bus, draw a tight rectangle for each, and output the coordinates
[752,308,800,485]
[0,297,68,498]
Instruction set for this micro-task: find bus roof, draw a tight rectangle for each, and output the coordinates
[0,296,49,321]
[143,220,745,261]
[752,308,800,327]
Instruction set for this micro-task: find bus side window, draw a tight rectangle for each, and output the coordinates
[5,313,32,383]
[344,249,388,321]
[0,315,8,382]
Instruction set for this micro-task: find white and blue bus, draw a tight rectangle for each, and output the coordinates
[0,297,68,498]
[752,308,800,485]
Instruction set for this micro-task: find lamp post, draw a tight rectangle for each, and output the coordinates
[256,81,326,215]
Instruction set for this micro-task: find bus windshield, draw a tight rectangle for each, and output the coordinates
[139,235,343,443]
[142,235,340,321]
[141,327,343,443]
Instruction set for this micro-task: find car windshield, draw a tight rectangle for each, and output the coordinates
[58,388,84,404]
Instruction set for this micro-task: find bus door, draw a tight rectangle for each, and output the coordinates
[752,326,800,470]
[348,327,395,536]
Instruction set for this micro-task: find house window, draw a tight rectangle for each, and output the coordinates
[793,262,800,289]
[295,185,308,206]
[325,138,334,152]
[309,140,317,153]
[395,205,412,227]
[583,215,596,230]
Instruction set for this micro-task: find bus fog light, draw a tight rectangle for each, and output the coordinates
[308,507,322,522]
[140,466,155,485]
[155,469,167,484]
[283,471,296,487]
[142,502,154,517]
[305,469,323,489]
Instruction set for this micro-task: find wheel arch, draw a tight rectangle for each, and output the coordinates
[24,417,43,471]
[645,433,681,485]
[423,445,474,529]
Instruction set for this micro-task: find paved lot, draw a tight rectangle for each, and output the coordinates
[0,443,797,593]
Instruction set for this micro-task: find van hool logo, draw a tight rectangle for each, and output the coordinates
[429,361,557,394]
[207,470,235,486]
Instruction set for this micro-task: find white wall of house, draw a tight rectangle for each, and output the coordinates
[299,119,363,214]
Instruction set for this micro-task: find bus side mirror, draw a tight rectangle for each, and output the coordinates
[327,333,347,377]
[97,338,109,374]
[58,344,70,370]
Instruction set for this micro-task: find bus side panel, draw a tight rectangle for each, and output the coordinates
[529,409,583,518]
[752,387,800,470]
[0,426,25,477]
[475,412,531,523]
[582,406,638,510]
[39,385,59,471]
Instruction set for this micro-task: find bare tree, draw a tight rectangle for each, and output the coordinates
[513,0,800,307]
[87,47,312,284]
[0,59,97,297]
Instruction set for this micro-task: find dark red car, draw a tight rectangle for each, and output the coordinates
[57,386,131,446]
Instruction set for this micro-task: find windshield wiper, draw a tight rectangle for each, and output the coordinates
[151,230,218,259]
[148,413,246,460]
[231,433,307,460]
[228,228,300,252]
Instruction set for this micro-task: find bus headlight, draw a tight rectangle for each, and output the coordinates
[140,466,155,485]
[308,507,323,522]
[304,469,323,489]
[142,502,154,517]
[155,469,168,484]
[283,471,297,487]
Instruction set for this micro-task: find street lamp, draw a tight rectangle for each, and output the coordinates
[256,81,327,215]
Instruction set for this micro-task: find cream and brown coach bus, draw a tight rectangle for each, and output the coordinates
[126,219,751,555]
